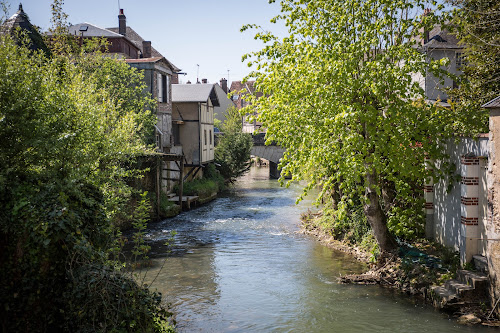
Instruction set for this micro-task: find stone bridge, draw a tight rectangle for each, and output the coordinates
[251,133,285,179]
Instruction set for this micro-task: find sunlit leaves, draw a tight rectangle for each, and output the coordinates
[240,0,470,244]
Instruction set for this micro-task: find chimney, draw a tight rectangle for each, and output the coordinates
[422,8,431,45]
[118,9,126,36]
[187,80,192,84]
[220,78,228,93]
[202,78,208,84]
[172,74,179,84]
[142,41,152,58]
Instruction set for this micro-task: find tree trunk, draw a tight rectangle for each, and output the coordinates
[364,171,397,253]
[382,179,396,213]
[330,181,341,211]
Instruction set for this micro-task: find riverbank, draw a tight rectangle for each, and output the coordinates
[301,211,500,326]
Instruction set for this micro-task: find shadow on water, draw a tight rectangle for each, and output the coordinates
[133,167,493,333]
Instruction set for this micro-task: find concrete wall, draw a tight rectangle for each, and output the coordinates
[430,137,488,262]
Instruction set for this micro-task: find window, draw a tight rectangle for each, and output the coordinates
[157,73,163,102]
[166,75,170,102]
[209,130,212,145]
[204,129,207,146]
[173,123,180,145]
[456,52,466,69]
[162,75,167,103]
[232,94,239,101]
[157,74,169,103]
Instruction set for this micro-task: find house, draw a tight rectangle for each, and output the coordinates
[0,4,49,55]
[414,22,464,101]
[65,10,180,154]
[213,78,235,127]
[172,83,218,179]
[230,80,264,134]
[63,10,183,197]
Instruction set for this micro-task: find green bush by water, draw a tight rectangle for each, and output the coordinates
[175,164,225,198]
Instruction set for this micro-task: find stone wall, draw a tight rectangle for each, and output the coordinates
[486,103,500,310]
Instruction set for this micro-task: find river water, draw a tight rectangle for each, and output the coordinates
[139,167,492,332]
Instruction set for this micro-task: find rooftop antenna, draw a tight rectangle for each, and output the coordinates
[227,69,230,84]
[118,0,121,10]
[196,64,200,83]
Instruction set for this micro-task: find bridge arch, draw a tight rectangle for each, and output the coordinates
[251,134,285,179]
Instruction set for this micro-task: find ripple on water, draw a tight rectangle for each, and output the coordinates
[136,168,490,333]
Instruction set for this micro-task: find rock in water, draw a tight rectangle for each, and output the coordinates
[457,314,481,325]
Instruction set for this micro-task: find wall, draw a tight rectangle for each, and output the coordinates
[200,101,214,163]
[487,107,500,308]
[213,83,234,124]
[128,60,173,153]
[425,49,462,101]
[172,102,200,165]
[430,137,488,262]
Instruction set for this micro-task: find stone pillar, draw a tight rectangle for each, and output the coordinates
[460,155,480,263]
[424,157,435,238]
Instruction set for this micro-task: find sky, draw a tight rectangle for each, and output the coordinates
[4,0,286,85]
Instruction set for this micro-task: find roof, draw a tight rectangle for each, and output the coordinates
[172,84,220,106]
[424,26,461,50]
[230,80,256,93]
[0,4,49,54]
[125,57,163,63]
[482,96,500,109]
[107,26,180,72]
[66,22,124,38]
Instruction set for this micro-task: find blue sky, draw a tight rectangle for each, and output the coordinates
[5,0,285,85]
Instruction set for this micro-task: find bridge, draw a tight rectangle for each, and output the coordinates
[215,132,286,178]
[251,133,285,179]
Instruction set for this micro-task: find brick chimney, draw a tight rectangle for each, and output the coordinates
[220,78,228,93]
[118,9,126,36]
[202,78,208,84]
[422,8,431,45]
[142,41,151,58]
[171,74,179,84]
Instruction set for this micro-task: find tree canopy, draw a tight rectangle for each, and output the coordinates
[0,17,173,332]
[241,0,477,252]
[215,105,253,182]
[447,0,500,120]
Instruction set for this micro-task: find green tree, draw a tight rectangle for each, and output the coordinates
[447,0,500,128]
[215,105,253,182]
[0,19,173,333]
[241,0,473,253]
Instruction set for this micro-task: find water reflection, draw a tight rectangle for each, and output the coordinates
[138,167,492,332]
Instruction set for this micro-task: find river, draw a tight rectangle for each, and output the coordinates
[138,167,492,332]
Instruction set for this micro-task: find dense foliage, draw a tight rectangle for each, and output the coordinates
[0,28,174,332]
[241,0,480,252]
[215,106,253,182]
[447,0,500,126]
[176,163,225,198]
